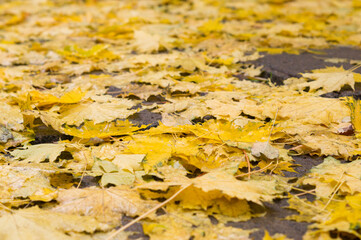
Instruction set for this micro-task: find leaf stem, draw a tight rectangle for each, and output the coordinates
[105,183,192,240]
[235,161,274,178]
[242,150,251,180]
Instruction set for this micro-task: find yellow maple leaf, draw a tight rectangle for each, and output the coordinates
[176,140,244,172]
[59,44,116,62]
[133,31,161,53]
[0,102,23,131]
[11,143,66,163]
[143,209,251,240]
[26,87,86,107]
[0,163,57,203]
[57,87,87,104]
[124,135,174,172]
[191,171,283,205]
[301,157,361,197]
[198,19,224,34]
[0,206,110,240]
[353,0,361,8]
[62,120,139,139]
[58,100,136,126]
[299,66,360,93]
[112,154,145,173]
[190,120,273,143]
[53,186,156,226]
[346,97,361,135]
[138,169,286,217]
[296,194,361,239]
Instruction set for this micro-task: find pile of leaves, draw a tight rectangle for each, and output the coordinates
[0,0,361,239]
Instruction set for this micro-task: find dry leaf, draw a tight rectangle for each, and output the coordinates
[0,207,109,240]
[299,67,359,93]
[53,186,157,226]
[11,143,66,163]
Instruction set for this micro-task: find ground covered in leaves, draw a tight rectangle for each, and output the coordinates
[1,0,361,239]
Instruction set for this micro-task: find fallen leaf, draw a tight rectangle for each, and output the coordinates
[52,186,156,226]
[60,120,139,139]
[112,154,145,172]
[299,67,358,93]
[0,206,109,240]
[251,142,279,160]
[11,143,66,163]
[58,100,137,126]
[301,157,361,197]
[138,169,287,217]
[0,164,56,203]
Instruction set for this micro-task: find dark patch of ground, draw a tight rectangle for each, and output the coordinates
[251,46,361,86]
[227,199,309,240]
[191,115,217,124]
[227,154,325,240]
[106,86,122,97]
[325,47,361,60]
[128,109,162,127]
[30,125,73,144]
[122,216,149,240]
[145,95,167,104]
[283,155,324,178]
[320,86,361,99]
[78,176,100,188]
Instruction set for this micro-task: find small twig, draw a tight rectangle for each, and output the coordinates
[246,76,269,82]
[242,150,251,180]
[269,158,279,175]
[294,189,315,197]
[289,194,329,213]
[76,169,86,189]
[267,108,279,144]
[235,161,274,178]
[0,202,14,213]
[322,180,344,211]
[281,185,343,202]
[76,151,89,189]
[105,183,192,240]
